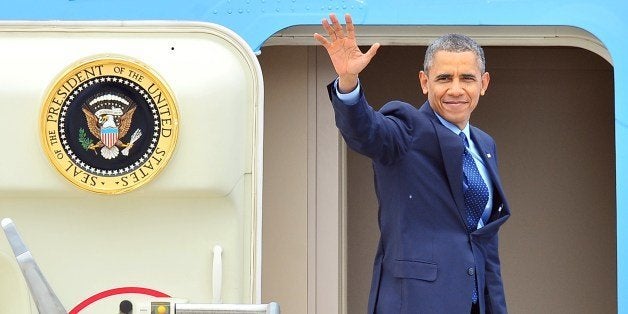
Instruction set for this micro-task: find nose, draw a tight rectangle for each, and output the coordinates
[448,78,464,96]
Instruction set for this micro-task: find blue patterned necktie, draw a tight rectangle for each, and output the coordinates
[460,132,489,232]
[459,132,489,304]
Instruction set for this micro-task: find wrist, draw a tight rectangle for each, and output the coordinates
[338,75,358,93]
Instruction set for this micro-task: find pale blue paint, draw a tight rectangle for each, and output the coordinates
[2,0,628,311]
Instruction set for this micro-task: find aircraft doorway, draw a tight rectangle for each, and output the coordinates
[259,30,615,314]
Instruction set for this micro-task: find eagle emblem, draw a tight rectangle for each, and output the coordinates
[81,93,142,159]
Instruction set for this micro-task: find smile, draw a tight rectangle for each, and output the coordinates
[443,100,469,108]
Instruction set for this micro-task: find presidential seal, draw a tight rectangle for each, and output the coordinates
[41,57,179,194]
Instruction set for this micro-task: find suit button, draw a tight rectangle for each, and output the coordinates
[468,267,475,276]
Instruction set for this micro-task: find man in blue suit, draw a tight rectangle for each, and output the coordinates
[314,14,511,314]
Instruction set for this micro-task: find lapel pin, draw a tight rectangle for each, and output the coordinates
[486,153,492,158]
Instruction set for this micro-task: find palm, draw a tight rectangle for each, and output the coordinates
[326,37,371,77]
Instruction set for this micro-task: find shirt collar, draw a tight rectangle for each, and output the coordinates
[433,111,470,139]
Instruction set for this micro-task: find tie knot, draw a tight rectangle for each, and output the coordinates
[459,132,469,148]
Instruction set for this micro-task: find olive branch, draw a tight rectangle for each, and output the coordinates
[78,128,93,150]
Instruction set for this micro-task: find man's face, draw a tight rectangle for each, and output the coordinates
[419,50,490,130]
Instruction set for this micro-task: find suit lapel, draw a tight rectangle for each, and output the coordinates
[420,104,467,226]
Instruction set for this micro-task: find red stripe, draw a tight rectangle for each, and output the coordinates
[101,133,118,148]
[69,287,170,314]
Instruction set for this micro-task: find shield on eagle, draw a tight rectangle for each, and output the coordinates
[101,126,118,148]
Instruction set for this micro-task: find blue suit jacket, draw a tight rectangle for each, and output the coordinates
[328,83,510,314]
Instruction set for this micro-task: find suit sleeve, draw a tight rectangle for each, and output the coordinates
[327,81,414,165]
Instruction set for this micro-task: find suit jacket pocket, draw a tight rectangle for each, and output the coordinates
[390,259,438,282]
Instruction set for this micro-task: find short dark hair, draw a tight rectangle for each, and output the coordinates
[424,34,486,74]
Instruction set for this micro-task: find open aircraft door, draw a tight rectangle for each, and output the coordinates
[0,21,267,313]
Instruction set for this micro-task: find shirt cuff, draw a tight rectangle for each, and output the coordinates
[334,78,361,105]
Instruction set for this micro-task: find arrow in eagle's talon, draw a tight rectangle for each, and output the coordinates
[122,129,142,156]
[121,144,133,156]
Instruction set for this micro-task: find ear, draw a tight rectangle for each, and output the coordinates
[480,72,490,96]
[419,71,429,95]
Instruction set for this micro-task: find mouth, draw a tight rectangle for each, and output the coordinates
[442,100,469,109]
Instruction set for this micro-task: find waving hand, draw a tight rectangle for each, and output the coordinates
[314,13,380,93]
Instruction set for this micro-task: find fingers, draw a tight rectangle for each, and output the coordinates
[313,33,331,49]
[321,18,337,41]
[319,13,348,42]
[329,13,345,39]
[315,13,358,48]
[365,43,380,59]
[345,14,355,39]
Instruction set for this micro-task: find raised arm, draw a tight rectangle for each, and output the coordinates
[314,13,380,93]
